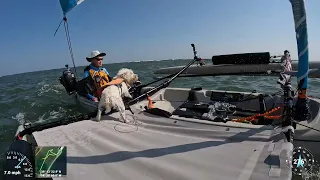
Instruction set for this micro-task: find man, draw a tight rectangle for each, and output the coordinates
[277,50,292,86]
[280,50,292,72]
[83,50,112,102]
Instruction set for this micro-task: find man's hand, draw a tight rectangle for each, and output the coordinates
[92,97,99,102]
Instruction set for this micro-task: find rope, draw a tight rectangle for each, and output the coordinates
[113,114,142,133]
[231,82,312,124]
[62,16,78,79]
[232,106,282,123]
[54,19,64,36]
[112,95,154,133]
[293,120,320,133]
[98,113,142,133]
[96,112,142,133]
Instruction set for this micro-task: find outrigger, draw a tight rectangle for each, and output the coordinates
[153,53,320,78]
[2,0,320,180]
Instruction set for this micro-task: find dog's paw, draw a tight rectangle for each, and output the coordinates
[95,115,101,122]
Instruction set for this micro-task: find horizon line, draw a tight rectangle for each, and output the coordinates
[1,57,318,78]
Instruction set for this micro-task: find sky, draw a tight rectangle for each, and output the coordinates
[0,0,319,76]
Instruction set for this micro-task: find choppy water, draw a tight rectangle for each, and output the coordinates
[1,59,320,178]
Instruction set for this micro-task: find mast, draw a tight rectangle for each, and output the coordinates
[289,0,310,121]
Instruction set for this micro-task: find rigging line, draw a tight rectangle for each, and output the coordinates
[53,19,64,36]
[272,117,320,133]
[62,16,78,79]
[271,121,320,143]
[293,120,320,133]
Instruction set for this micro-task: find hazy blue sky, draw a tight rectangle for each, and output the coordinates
[0,0,319,76]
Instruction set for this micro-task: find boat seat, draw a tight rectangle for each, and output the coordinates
[76,76,97,98]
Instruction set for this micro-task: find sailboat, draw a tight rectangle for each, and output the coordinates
[2,0,320,180]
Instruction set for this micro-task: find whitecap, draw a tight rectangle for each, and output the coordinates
[11,112,25,125]
[34,108,67,124]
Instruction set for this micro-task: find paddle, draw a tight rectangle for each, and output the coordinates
[137,73,175,88]
[15,112,98,140]
[133,44,204,91]
[152,71,282,80]
[127,43,202,106]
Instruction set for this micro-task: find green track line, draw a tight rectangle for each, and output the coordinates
[39,147,64,174]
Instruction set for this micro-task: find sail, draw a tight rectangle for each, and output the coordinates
[59,0,85,14]
[289,0,309,92]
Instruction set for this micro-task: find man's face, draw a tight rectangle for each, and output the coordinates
[92,56,104,67]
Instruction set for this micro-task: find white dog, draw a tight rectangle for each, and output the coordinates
[96,68,139,123]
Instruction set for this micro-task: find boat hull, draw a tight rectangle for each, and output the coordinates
[65,87,320,162]
[75,93,98,112]
[12,87,320,179]
[52,88,320,158]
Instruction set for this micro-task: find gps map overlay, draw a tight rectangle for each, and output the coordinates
[35,146,67,178]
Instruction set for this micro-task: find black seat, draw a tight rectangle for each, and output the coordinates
[187,87,202,102]
[76,76,97,98]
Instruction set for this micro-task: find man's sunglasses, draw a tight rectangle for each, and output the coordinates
[95,58,103,61]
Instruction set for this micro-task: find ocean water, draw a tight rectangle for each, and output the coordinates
[1,59,320,177]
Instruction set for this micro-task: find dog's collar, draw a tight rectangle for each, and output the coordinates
[114,79,131,97]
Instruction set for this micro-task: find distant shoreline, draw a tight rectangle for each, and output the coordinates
[0,59,194,77]
[0,58,313,77]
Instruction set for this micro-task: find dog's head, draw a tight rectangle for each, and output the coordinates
[114,68,139,84]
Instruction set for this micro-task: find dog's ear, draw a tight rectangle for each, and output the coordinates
[124,72,135,82]
[129,73,138,84]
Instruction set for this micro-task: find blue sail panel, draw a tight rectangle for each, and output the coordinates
[289,0,309,90]
[59,0,85,14]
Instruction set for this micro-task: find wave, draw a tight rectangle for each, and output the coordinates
[11,112,25,125]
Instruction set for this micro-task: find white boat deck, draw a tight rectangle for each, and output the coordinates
[33,107,293,180]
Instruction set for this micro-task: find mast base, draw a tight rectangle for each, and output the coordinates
[294,97,311,121]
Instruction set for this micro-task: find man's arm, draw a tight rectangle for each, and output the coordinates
[83,71,90,78]
[87,93,95,100]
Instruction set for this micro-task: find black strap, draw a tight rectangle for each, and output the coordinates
[107,75,113,82]
[84,66,90,72]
